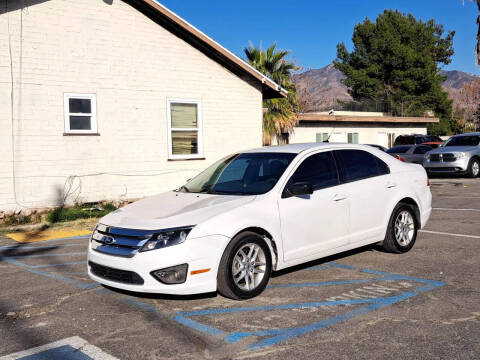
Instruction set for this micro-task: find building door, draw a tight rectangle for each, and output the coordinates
[330,132,344,143]
[378,132,388,147]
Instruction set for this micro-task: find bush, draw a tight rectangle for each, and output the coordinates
[46,203,118,223]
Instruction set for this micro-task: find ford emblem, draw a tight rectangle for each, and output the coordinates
[102,235,115,245]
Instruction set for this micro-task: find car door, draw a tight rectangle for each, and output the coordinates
[278,151,349,262]
[334,149,392,244]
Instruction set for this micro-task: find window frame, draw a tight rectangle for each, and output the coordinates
[282,150,341,197]
[334,149,390,184]
[63,93,98,134]
[167,98,204,160]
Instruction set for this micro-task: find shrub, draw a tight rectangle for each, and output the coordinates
[46,203,118,223]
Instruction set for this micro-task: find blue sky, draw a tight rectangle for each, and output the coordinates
[159,0,480,75]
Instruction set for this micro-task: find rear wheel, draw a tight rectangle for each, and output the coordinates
[383,203,418,253]
[217,232,272,300]
[467,158,480,178]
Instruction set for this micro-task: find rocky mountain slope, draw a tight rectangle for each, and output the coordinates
[293,65,480,111]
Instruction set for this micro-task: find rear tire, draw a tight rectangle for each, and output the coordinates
[217,232,272,300]
[467,158,480,178]
[383,203,418,253]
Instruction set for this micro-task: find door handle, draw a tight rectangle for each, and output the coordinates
[386,182,397,189]
[332,194,347,202]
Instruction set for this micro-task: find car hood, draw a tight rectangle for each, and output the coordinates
[100,191,256,230]
[429,146,477,154]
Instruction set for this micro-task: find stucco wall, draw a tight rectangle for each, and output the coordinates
[289,123,428,147]
[0,0,263,211]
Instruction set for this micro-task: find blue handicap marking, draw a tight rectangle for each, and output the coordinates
[170,263,445,350]
[17,345,93,360]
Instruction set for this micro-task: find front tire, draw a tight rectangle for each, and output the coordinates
[383,203,418,253]
[467,158,480,178]
[217,232,272,300]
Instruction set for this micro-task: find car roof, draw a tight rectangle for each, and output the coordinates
[244,143,376,154]
[453,132,480,137]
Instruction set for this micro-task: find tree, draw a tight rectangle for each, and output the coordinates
[334,10,455,135]
[460,79,480,130]
[464,0,480,66]
[244,43,298,145]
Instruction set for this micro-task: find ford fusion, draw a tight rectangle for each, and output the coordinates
[88,144,432,300]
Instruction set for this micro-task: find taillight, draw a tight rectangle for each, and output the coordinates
[395,155,405,162]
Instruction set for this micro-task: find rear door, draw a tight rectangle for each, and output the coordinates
[278,151,349,262]
[334,149,392,244]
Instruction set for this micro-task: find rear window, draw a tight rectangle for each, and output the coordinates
[394,136,414,145]
[387,146,411,154]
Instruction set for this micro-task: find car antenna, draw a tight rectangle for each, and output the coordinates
[324,109,335,143]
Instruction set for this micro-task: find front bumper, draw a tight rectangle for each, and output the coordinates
[87,234,229,295]
[423,158,469,173]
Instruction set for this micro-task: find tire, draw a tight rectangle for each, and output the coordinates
[382,203,418,254]
[217,231,272,300]
[467,158,480,178]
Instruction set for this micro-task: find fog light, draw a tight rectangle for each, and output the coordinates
[151,264,188,284]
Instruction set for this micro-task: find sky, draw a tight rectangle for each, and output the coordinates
[159,0,480,75]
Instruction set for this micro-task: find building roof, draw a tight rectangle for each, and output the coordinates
[298,113,440,124]
[132,0,287,99]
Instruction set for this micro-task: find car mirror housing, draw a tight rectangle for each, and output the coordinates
[284,182,314,198]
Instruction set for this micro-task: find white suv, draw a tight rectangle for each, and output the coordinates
[88,143,432,300]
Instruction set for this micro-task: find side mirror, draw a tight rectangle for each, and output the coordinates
[285,182,314,198]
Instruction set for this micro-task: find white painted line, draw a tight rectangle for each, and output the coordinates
[420,230,480,239]
[0,336,118,360]
[433,208,480,212]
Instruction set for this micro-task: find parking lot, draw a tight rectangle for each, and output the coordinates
[1,177,480,360]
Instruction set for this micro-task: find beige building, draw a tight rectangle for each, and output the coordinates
[288,111,439,148]
[0,0,285,211]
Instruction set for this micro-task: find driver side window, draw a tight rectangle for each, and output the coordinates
[287,151,339,191]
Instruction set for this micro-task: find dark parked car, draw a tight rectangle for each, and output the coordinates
[387,145,433,164]
[394,134,443,146]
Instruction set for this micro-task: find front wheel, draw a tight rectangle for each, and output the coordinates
[217,232,272,300]
[382,203,418,253]
[467,158,480,178]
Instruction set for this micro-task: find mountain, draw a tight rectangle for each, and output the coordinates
[293,65,480,112]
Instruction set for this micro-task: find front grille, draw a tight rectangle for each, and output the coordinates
[89,261,144,285]
[430,153,455,162]
[91,226,153,258]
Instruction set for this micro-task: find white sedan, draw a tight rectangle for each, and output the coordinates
[88,143,432,300]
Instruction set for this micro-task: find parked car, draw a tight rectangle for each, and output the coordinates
[422,141,444,149]
[424,132,480,177]
[387,145,433,164]
[366,144,388,152]
[88,144,432,300]
[394,134,443,146]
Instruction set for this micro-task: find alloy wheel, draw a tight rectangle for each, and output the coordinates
[232,243,266,291]
[394,210,415,246]
[472,161,479,177]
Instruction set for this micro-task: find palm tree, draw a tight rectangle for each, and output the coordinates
[244,43,299,145]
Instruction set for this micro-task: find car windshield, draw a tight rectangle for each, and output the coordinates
[179,152,296,195]
[394,136,414,145]
[444,136,480,147]
[387,146,411,154]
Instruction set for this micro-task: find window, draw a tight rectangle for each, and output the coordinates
[287,152,339,191]
[167,99,203,159]
[335,150,381,182]
[387,146,412,154]
[376,157,390,175]
[64,93,97,134]
[347,132,359,144]
[180,152,295,195]
[445,136,480,147]
[316,133,329,143]
[413,145,432,154]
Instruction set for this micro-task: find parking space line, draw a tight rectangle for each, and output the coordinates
[267,279,371,289]
[30,261,87,269]
[9,251,87,259]
[420,230,480,239]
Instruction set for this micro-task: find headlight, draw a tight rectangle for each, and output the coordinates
[91,223,108,241]
[424,154,431,160]
[140,226,194,252]
[455,152,468,159]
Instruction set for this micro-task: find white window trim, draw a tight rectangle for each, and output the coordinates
[64,93,98,134]
[167,98,204,160]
